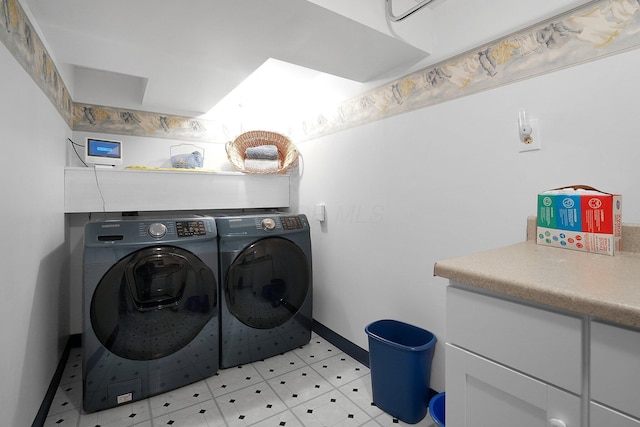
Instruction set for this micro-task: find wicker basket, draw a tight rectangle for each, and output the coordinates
[226,131,298,174]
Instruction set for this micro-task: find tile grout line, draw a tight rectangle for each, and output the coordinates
[45,334,416,427]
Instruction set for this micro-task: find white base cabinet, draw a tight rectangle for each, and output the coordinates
[447,283,640,427]
[446,283,583,427]
[590,320,640,425]
[447,344,581,427]
[447,286,582,394]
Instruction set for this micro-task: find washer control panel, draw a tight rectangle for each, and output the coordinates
[145,219,208,239]
[176,220,207,237]
[86,216,216,247]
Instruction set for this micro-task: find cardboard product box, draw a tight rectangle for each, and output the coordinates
[537,185,622,255]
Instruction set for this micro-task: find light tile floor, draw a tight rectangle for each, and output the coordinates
[44,333,437,427]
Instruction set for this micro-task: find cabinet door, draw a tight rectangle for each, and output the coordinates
[591,402,640,427]
[446,344,581,427]
[591,321,640,419]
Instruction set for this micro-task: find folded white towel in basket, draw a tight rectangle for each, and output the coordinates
[245,145,278,160]
[244,158,280,172]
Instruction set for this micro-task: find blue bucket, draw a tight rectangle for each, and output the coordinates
[429,392,445,427]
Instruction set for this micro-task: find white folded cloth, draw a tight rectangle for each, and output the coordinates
[245,145,278,160]
[244,158,280,172]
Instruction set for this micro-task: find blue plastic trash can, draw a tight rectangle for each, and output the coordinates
[365,319,437,424]
[429,392,445,426]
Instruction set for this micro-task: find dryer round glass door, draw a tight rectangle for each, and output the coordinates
[225,237,310,329]
[90,245,217,361]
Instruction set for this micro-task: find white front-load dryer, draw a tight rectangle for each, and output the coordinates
[216,213,312,368]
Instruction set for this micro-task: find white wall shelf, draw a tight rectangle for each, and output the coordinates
[64,167,290,213]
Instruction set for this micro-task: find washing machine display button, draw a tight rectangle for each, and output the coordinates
[176,220,206,237]
[282,216,303,230]
[148,222,167,238]
[261,218,277,230]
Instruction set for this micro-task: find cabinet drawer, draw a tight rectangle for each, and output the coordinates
[591,321,640,419]
[447,285,583,394]
[591,402,640,427]
[447,344,581,427]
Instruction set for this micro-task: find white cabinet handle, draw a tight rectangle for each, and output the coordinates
[549,419,567,427]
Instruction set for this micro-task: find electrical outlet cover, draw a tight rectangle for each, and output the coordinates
[518,119,541,152]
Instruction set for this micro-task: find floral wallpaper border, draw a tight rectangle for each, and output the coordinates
[2,0,640,143]
[1,0,73,125]
[73,102,220,143]
[301,0,640,140]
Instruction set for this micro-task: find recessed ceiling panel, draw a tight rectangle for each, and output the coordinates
[23,0,428,115]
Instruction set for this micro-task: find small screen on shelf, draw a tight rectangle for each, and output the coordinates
[85,138,122,166]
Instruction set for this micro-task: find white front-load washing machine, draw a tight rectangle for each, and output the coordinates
[82,216,219,412]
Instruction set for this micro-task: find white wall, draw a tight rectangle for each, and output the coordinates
[295,48,640,393]
[0,45,70,425]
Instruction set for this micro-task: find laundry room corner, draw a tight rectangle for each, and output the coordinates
[294,44,640,396]
[6,0,640,425]
[0,36,71,426]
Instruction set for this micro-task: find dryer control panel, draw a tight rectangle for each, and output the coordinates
[258,216,303,231]
[255,215,307,232]
[281,216,304,230]
[216,214,309,237]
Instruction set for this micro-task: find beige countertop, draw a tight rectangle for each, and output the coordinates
[434,217,640,329]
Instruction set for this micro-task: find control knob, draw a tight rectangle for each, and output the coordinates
[148,222,167,238]
[261,218,276,230]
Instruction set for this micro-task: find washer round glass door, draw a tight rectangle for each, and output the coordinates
[225,237,310,329]
[90,246,217,361]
